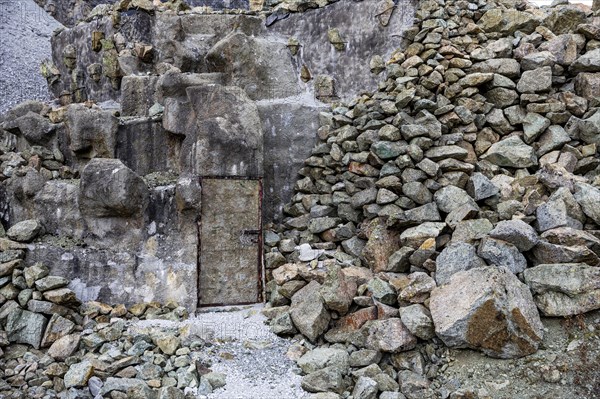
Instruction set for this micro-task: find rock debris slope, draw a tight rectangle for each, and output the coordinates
[0,0,63,115]
[263,0,600,397]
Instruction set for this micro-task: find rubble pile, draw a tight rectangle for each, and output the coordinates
[264,0,600,397]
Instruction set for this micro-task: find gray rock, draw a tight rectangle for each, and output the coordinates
[466,172,499,201]
[66,104,118,158]
[41,313,75,347]
[575,110,600,145]
[482,136,537,168]
[517,66,552,93]
[352,376,378,399]
[301,366,345,394]
[430,267,543,358]
[521,51,557,71]
[435,242,486,285]
[64,361,94,388]
[366,318,417,353]
[452,219,494,242]
[204,372,226,389]
[349,350,382,367]
[99,378,148,396]
[6,219,43,242]
[478,237,527,274]
[523,263,600,316]
[402,182,432,205]
[308,217,340,234]
[489,219,539,251]
[400,222,446,248]
[320,265,356,314]
[48,333,80,360]
[158,386,185,399]
[290,281,330,343]
[570,48,600,73]
[367,278,397,305]
[298,348,349,374]
[79,159,149,218]
[536,187,584,232]
[423,145,468,161]
[573,182,600,225]
[537,125,571,156]
[471,58,521,78]
[399,304,435,340]
[6,308,47,349]
[522,113,551,144]
[351,188,378,209]
[434,186,478,214]
[387,247,414,273]
[35,275,69,292]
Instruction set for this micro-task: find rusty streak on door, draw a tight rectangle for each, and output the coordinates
[198,177,263,307]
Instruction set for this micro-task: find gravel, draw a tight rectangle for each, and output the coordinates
[0,0,62,115]
[132,304,310,399]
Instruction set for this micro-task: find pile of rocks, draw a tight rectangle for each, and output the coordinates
[0,225,223,398]
[264,0,600,397]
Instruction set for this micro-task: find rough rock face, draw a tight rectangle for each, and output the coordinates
[430,267,543,358]
[523,263,600,316]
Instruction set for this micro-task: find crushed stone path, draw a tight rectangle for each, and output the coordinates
[132,304,310,399]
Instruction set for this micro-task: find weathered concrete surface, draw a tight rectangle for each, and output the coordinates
[267,0,416,101]
[24,184,199,311]
[258,97,326,223]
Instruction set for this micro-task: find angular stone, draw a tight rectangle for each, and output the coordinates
[79,159,148,218]
[424,145,468,161]
[362,219,400,273]
[6,308,48,349]
[352,376,378,399]
[430,267,543,358]
[530,240,599,267]
[466,172,499,201]
[482,136,537,168]
[23,263,49,287]
[523,263,600,316]
[41,313,75,347]
[478,237,527,274]
[387,247,414,273]
[435,242,486,285]
[367,278,397,306]
[64,361,94,388]
[570,48,600,73]
[402,182,432,205]
[397,272,436,304]
[48,333,81,360]
[366,318,417,353]
[536,187,584,232]
[434,186,477,214]
[573,182,600,225]
[574,72,600,100]
[489,219,539,251]
[43,288,78,305]
[517,67,552,93]
[320,265,357,315]
[6,219,43,242]
[452,219,494,242]
[301,366,345,394]
[35,276,69,292]
[400,222,445,248]
[290,281,330,343]
[0,260,21,278]
[522,113,551,144]
[399,304,434,340]
[297,348,349,374]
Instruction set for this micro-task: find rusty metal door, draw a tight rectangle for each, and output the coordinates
[198,177,263,306]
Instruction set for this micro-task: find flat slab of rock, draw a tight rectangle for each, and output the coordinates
[430,267,543,358]
[6,308,48,349]
[523,263,600,316]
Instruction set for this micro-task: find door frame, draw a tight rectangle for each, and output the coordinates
[197,176,264,308]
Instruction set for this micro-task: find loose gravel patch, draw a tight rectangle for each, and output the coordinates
[132,304,310,399]
[0,0,62,115]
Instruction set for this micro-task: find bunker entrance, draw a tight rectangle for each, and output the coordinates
[198,177,263,307]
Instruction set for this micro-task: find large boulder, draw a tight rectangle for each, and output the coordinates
[523,263,600,316]
[78,159,149,218]
[482,136,537,168]
[6,308,48,349]
[65,104,118,158]
[290,281,331,343]
[430,267,543,358]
